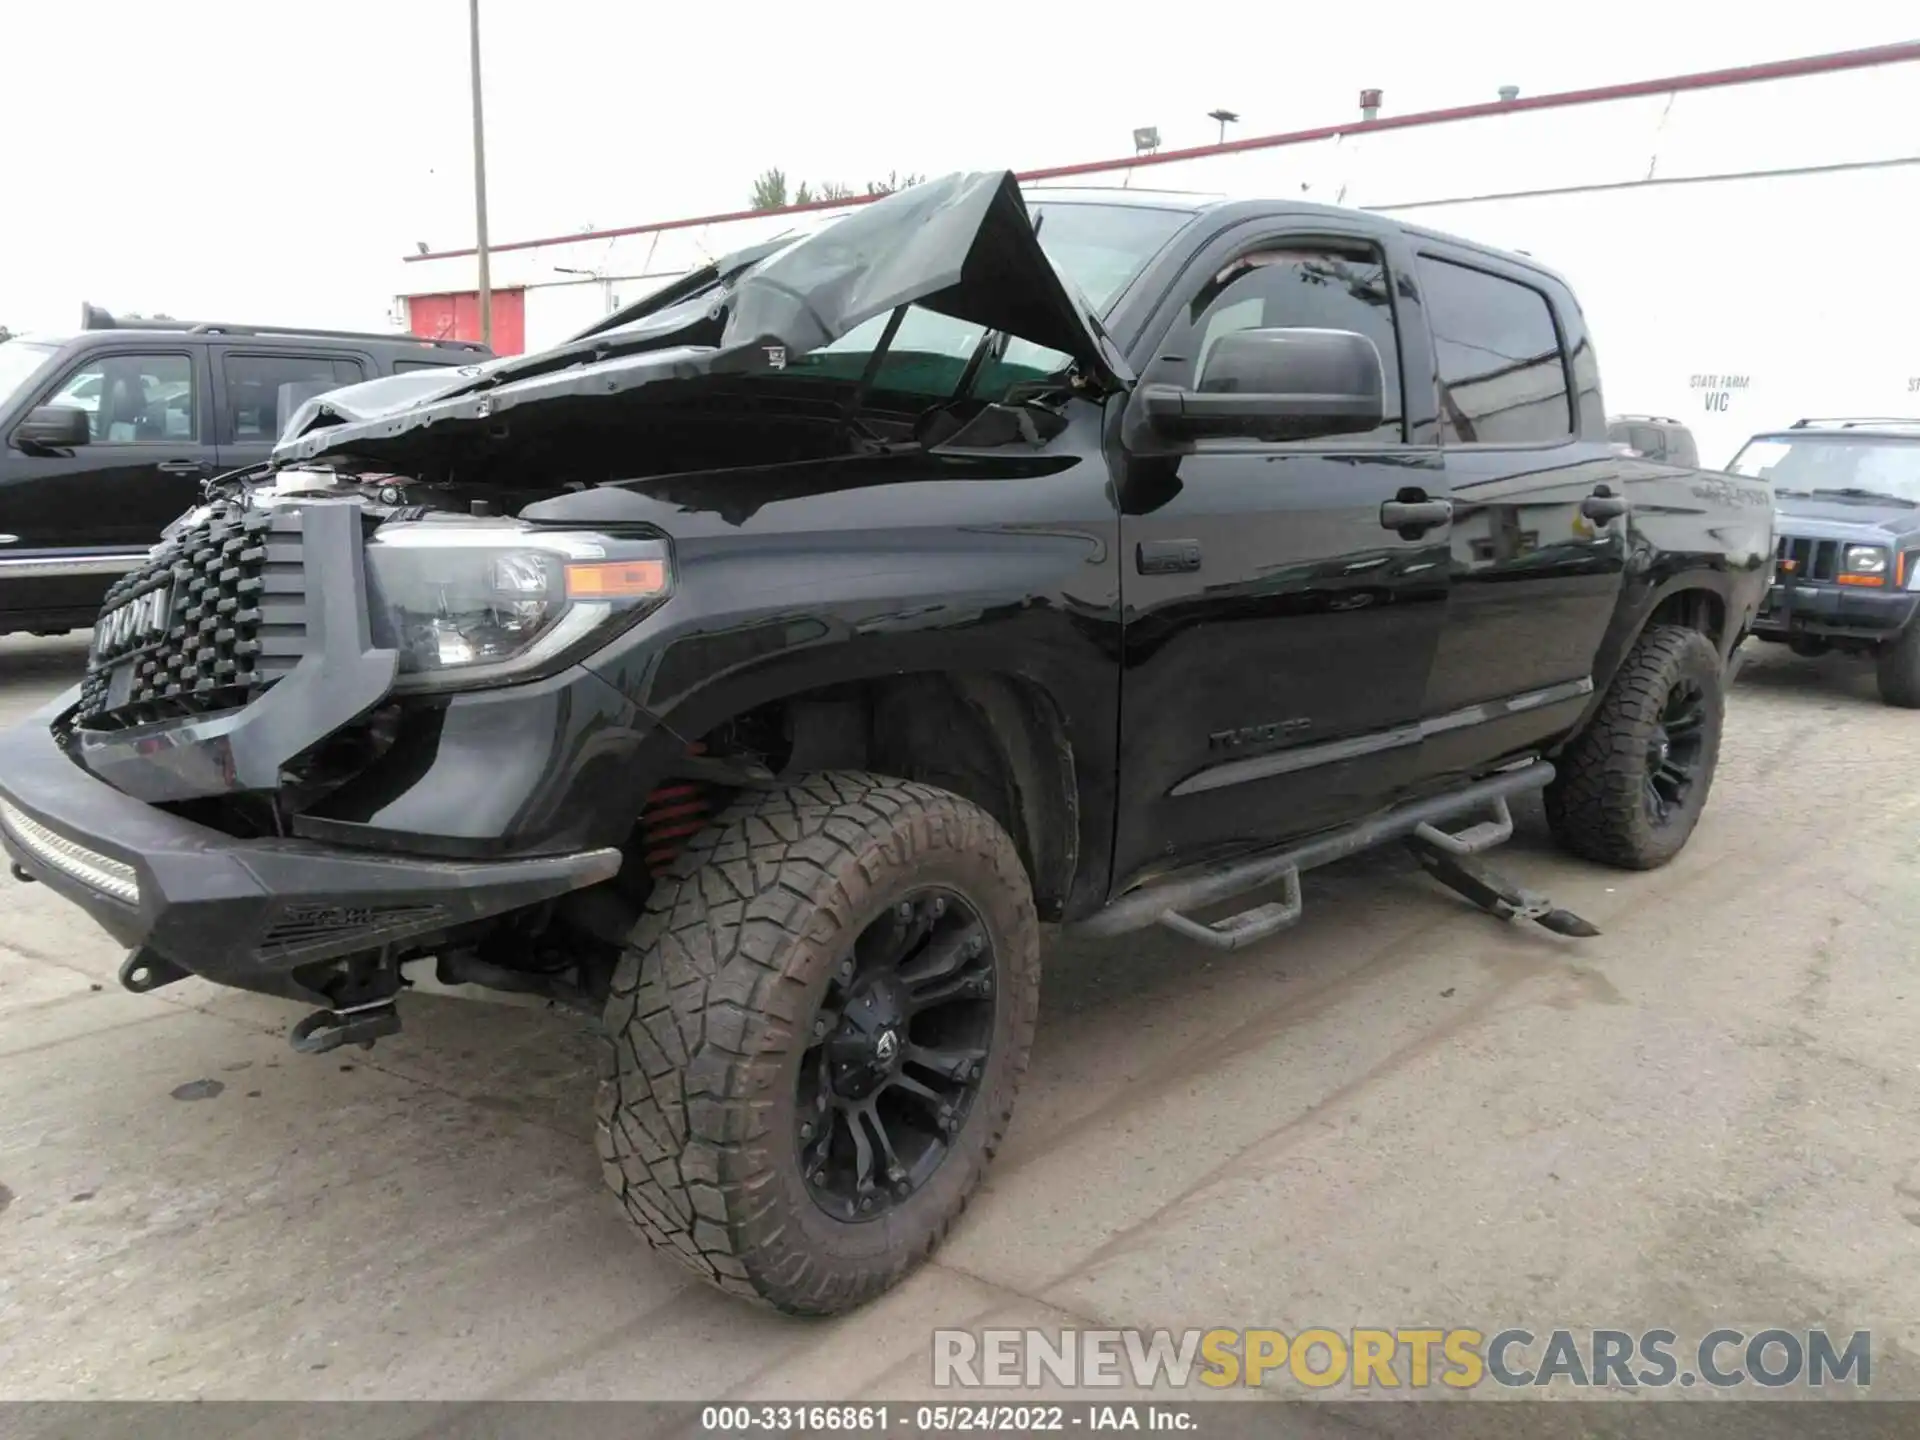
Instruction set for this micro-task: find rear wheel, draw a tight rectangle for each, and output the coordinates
[1875,625,1920,708]
[595,771,1039,1315]
[1545,625,1725,869]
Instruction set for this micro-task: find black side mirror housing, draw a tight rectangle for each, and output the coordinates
[1144,327,1385,442]
[14,404,92,451]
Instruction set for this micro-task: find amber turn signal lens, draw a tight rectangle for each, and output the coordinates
[565,559,669,598]
[1835,573,1884,587]
[1777,559,1797,574]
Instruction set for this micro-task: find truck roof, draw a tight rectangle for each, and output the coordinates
[1027,190,1575,291]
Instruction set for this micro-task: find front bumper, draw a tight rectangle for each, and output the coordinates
[0,693,620,1005]
[1750,579,1919,641]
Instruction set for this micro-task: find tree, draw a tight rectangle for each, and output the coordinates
[750,167,790,211]
[751,167,924,211]
[864,170,924,197]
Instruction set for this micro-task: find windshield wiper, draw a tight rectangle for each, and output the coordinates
[1810,487,1919,507]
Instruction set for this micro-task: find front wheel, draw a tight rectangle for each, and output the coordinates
[1545,625,1726,869]
[1875,624,1920,708]
[596,771,1040,1315]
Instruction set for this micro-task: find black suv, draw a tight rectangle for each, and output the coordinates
[0,307,489,637]
[1731,418,1920,705]
[0,174,1772,1315]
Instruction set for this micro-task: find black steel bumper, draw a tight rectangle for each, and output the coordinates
[0,691,621,1005]
[1750,579,1919,641]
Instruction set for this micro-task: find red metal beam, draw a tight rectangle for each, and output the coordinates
[406,39,1920,264]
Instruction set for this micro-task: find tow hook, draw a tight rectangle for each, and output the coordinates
[291,999,402,1054]
[120,948,190,993]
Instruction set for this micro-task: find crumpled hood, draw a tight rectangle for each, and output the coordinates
[275,170,1130,468]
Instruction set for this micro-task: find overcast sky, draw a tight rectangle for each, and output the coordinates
[0,1,1910,334]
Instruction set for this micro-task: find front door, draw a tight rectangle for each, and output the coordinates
[0,347,218,628]
[1111,224,1450,894]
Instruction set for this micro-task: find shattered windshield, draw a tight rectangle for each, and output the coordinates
[1729,435,1920,504]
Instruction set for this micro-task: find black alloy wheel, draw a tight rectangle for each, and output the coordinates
[797,888,996,1221]
[1643,676,1709,830]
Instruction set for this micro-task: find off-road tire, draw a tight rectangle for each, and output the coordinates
[1544,625,1725,869]
[1874,624,1920,708]
[595,770,1040,1315]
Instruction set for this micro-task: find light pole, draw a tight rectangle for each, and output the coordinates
[468,0,493,348]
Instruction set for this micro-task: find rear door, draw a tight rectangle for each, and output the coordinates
[1412,249,1629,785]
[213,349,370,471]
[0,344,219,624]
[1110,218,1451,892]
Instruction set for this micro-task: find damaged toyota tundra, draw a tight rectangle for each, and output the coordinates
[0,172,1771,1314]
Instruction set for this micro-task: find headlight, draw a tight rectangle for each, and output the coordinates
[1839,544,1889,587]
[1843,544,1887,573]
[363,522,670,691]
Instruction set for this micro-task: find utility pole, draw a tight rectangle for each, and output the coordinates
[468,0,493,348]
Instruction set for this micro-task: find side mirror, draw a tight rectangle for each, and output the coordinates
[1144,327,1385,442]
[13,404,92,451]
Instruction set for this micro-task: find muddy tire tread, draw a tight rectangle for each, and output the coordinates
[1544,624,1724,870]
[594,770,1037,1315]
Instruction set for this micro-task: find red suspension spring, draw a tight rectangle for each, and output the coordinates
[640,743,714,871]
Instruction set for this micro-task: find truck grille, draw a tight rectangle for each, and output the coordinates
[73,506,309,732]
[1776,535,1839,583]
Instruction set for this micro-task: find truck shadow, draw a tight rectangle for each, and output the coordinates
[1732,642,1883,707]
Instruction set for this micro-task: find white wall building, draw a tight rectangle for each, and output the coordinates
[397,41,1920,467]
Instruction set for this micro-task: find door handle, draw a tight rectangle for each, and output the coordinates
[156,459,208,475]
[1379,497,1452,533]
[1581,489,1628,522]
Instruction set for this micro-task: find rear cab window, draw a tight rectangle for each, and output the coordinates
[1417,255,1574,445]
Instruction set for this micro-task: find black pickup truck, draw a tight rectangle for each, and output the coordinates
[0,173,1771,1315]
[0,308,488,637]
[1728,418,1920,705]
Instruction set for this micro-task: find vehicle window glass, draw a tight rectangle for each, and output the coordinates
[789,304,1072,403]
[333,358,366,385]
[1027,202,1194,316]
[1418,257,1572,445]
[392,359,452,373]
[1182,241,1404,443]
[222,353,353,443]
[46,353,196,444]
[1728,436,1920,502]
[1631,425,1664,458]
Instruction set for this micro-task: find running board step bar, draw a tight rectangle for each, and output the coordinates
[1071,761,1597,952]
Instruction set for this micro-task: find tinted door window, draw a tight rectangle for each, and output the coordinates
[1419,258,1571,445]
[221,353,365,442]
[1183,243,1404,443]
[1631,425,1665,459]
[47,353,196,443]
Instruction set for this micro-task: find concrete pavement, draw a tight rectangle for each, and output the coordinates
[1,633,1916,1403]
